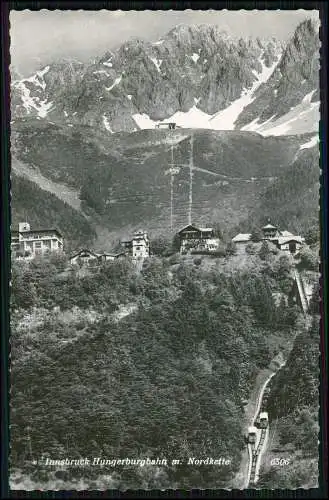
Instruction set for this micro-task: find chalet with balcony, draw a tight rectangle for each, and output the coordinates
[178,224,220,253]
[11,222,63,260]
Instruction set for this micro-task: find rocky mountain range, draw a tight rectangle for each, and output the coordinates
[10,18,320,249]
[11,19,319,135]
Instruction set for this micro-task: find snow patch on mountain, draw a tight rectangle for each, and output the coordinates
[133,106,212,130]
[132,113,156,129]
[209,57,280,130]
[259,99,319,136]
[241,114,277,132]
[302,89,317,103]
[15,81,53,118]
[132,56,281,132]
[24,66,50,91]
[102,115,114,133]
[103,57,113,68]
[165,106,211,128]
[93,70,110,76]
[300,135,318,150]
[105,75,122,92]
[150,57,163,73]
[191,53,200,63]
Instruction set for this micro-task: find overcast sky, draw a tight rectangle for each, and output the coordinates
[10,9,319,76]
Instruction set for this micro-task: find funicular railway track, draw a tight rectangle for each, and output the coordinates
[248,428,267,487]
[245,358,287,488]
[245,364,281,488]
[244,264,312,489]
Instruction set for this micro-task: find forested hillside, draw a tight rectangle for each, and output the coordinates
[11,174,96,251]
[10,251,301,489]
[234,143,319,237]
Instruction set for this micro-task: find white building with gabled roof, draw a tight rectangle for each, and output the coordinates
[11,221,63,260]
[122,230,150,259]
[232,233,252,244]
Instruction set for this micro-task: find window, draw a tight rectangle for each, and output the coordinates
[35,242,42,248]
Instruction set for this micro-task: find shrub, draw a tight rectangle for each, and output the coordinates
[246,243,257,255]
[250,228,263,243]
[299,247,318,271]
[225,241,237,256]
[259,241,271,261]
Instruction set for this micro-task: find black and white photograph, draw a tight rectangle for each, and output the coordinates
[9,8,321,490]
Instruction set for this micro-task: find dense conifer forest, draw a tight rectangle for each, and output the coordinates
[10,246,319,489]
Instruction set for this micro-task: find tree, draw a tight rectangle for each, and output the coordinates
[225,241,237,256]
[305,226,319,246]
[210,223,222,239]
[259,241,270,261]
[308,284,320,314]
[245,243,257,255]
[299,246,318,271]
[172,234,181,253]
[277,255,291,277]
[151,236,171,257]
[250,228,263,243]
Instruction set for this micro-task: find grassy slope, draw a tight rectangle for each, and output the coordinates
[12,119,317,243]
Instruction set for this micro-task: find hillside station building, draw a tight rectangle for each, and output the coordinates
[11,222,64,260]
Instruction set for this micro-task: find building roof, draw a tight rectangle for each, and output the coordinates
[259,412,268,419]
[70,249,99,259]
[278,236,303,245]
[199,227,214,232]
[178,224,201,234]
[280,230,294,237]
[133,234,148,240]
[262,223,277,230]
[102,252,126,257]
[19,228,63,237]
[232,233,251,243]
[248,426,257,433]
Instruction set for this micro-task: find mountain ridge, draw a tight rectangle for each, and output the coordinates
[10,19,319,136]
[11,24,283,133]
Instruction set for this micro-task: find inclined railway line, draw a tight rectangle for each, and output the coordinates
[244,265,312,488]
[245,361,286,488]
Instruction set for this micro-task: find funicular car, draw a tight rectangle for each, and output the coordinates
[247,426,257,444]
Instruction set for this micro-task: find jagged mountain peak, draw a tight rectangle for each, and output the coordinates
[235,17,319,136]
[11,19,318,137]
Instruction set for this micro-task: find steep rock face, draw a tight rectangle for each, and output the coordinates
[11,25,282,133]
[235,19,320,130]
[11,60,86,120]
